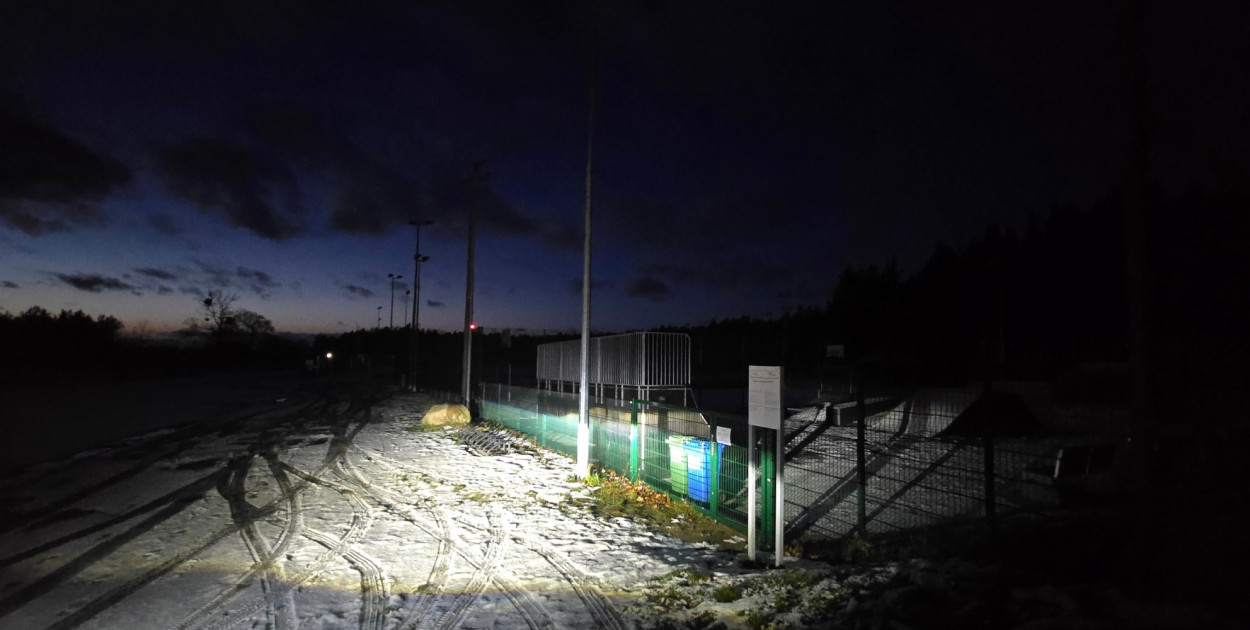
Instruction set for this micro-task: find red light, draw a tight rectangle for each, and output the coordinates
[469,323,477,330]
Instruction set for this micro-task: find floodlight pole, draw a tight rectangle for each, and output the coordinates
[388,273,402,328]
[409,220,432,391]
[576,66,598,480]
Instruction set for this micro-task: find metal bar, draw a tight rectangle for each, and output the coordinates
[856,367,867,534]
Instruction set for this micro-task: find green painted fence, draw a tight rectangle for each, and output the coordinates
[478,384,774,540]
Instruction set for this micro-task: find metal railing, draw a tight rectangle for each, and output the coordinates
[535,332,691,398]
[477,383,769,537]
[477,382,1111,550]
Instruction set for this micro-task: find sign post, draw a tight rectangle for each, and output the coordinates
[747,365,784,566]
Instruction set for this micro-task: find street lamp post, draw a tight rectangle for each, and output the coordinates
[376,306,382,329]
[403,290,410,327]
[409,220,433,391]
[388,273,403,328]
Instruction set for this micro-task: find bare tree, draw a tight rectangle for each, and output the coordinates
[200,288,239,337]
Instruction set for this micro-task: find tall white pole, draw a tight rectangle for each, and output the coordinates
[748,424,756,561]
[576,66,598,479]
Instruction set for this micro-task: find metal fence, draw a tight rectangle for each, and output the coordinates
[535,332,691,400]
[476,382,1112,550]
[781,389,1081,544]
[477,383,771,538]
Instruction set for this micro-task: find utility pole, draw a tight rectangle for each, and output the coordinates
[462,164,483,407]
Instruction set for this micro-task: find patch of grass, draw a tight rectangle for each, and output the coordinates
[741,609,773,630]
[652,585,700,610]
[653,610,722,630]
[580,470,743,550]
[712,584,742,603]
[654,569,712,584]
[464,492,492,502]
[404,424,443,432]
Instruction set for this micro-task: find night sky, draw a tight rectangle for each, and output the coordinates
[2,1,1245,334]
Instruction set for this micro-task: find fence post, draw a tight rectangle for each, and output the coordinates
[760,430,776,546]
[709,422,720,520]
[856,367,867,535]
[982,383,998,532]
[630,399,640,482]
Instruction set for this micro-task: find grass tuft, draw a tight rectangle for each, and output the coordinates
[578,470,743,550]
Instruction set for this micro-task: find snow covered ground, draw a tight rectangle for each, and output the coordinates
[0,384,1239,629]
[0,387,742,629]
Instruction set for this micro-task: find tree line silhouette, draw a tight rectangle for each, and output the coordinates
[0,304,305,383]
[659,186,1245,395]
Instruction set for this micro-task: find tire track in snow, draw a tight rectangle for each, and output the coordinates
[0,395,322,535]
[421,506,506,630]
[325,452,457,628]
[345,445,560,630]
[191,407,380,630]
[300,527,388,630]
[508,533,629,630]
[174,452,305,630]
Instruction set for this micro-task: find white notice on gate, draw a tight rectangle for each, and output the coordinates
[748,365,783,430]
[716,426,732,445]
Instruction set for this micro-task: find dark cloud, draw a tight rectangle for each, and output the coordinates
[193,260,232,287]
[2,281,18,289]
[567,278,608,295]
[243,105,332,155]
[149,214,181,235]
[236,266,278,287]
[344,284,374,299]
[625,275,670,302]
[236,266,280,298]
[543,223,583,252]
[329,167,417,235]
[415,165,540,239]
[55,273,136,293]
[427,300,445,308]
[328,160,543,239]
[0,107,131,236]
[157,285,174,295]
[156,139,303,240]
[178,285,202,296]
[135,267,177,281]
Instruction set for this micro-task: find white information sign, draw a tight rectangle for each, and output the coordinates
[716,426,732,446]
[748,365,783,430]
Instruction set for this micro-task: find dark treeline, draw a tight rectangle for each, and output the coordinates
[658,192,1129,388]
[0,306,307,383]
[659,187,1247,395]
[310,326,578,392]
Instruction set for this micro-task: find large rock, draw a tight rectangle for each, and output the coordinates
[422,403,471,427]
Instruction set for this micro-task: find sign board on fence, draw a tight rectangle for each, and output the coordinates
[716,426,732,445]
[748,365,783,429]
